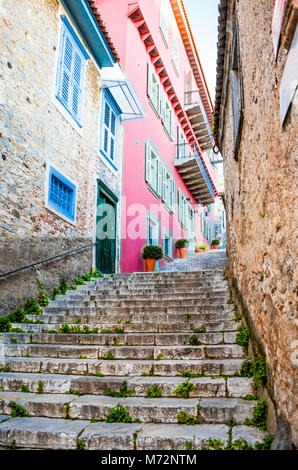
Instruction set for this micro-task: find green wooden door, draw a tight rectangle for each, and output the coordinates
[96,184,116,274]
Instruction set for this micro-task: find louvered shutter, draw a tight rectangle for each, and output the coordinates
[59,31,73,107]
[145,141,153,186]
[102,99,117,161]
[157,158,163,197]
[178,188,182,223]
[171,178,176,212]
[162,165,167,202]
[71,51,83,120]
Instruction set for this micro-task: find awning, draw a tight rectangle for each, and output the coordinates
[101,66,145,121]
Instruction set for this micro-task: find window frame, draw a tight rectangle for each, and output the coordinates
[46,164,77,224]
[99,89,121,170]
[162,227,174,259]
[55,15,88,128]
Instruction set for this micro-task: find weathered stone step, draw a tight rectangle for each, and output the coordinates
[11,319,238,333]
[24,311,235,325]
[1,331,238,346]
[43,304,234,315]
[1,357,244,376]
[63,292,230,301]
[0,372,254,398]
[91,282,229,291]
[0,392,257,424]
[48,297,230,308]
[0,416,268,450]
[1,344,245,361]
[68,286,230,297]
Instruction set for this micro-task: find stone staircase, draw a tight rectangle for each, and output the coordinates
[0,254,270,449]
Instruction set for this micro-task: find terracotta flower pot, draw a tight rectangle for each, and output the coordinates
[195,249,203,253]
[144,258,156,272]
[178,247,187,258]
[211,245,219,250]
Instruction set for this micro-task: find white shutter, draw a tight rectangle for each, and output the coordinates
[162,165,167,201]
[59,31,73,107]
[171,178,176,212]
[157,158,163,197]
[178,188,182,223]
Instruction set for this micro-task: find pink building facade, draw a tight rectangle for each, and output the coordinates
[96,0,218,272]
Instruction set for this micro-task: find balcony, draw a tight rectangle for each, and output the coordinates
[174,144,215,205]
[185,90,213,150]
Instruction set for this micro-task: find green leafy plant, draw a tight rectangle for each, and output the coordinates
[20,385,31,393]
[254,435,274,450]
[155,353,163,361]
[187,335,200,345]
[244,394,259,401]
[173,382,196,399]
[10,327,25,333]
[146,385,162,398]
[95,372,104,377]
[1,367,10,372]
[211,239,220,245]
[37,381,44,394]
[10,338,18,344]
[184,313,192,322]
[175,239,189,249]
[252,356,267,388]
[181,370,204,378]
[193,326,206,333]
[186,441,193,450]
[75,318,82,324]
[9,401,30,418]
[76,439,85,450]
[105,404,132,423]
[36,279,50,307]
[227,298,234,304]
[102,351,115,360]
[90,417,100,423]
[23,299,42,315]
[64,404,71,419]
[104,381,135,398]
[195,244,207,250]
[231,315,242,322]
[141,245,163,260]
[66,389,85,397]
[244,400,268,431]
[73,278,86,286]
[236,326,249,353]
[234,359,253,378]
[177,410,198,425]
[142,372,149,376]
[113,327,124,334]
[48,330,57,334]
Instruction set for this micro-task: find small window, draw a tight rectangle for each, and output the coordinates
[48,166,76,222]
[100,91,121,168]
[56,16,88,126]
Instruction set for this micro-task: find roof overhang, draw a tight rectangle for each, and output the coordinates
[101,65,145,121]
[61,0,116,68]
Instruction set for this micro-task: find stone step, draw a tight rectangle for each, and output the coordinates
[1,331,238,346]
[24,311,235,325]
[91,282,229,290]
[63,292,230,301]
[43,304,234,315]
[68,286,230,296]
[0,392,257,424]
[0,372,254,398]
[0,416,268,450]
[1,344,245,361]
[48,297,230,308]
[0,357,245,376]
[11,319,238,333]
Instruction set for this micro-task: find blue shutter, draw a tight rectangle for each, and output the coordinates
[56,19,86,125]
[100,93,120,166]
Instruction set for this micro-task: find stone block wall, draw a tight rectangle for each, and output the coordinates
[0,0,121,314]
[217,0,297,447]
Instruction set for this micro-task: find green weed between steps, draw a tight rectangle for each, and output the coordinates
[104,381,135,398]
[186,441,193,450]
[184,313,192,322]
[66,389,86,397]
[95,372,105,377]
[37,381,44,394]
[244,394,259,400]
[76,439,85,450]
[52,268,104,299]
[10,338,18,344]
[101,351,115,360]
[187,335,200,346]
[146,385,162,398]
[9,401,30,418]
[231,315,242,322]
[173,382,196,399]
[105,404,132,423]
[234,357,267,388]
[193,326,206,333]
[155,353,164,361]
[1,367,10,372]
[181,370,205,378]
[200,435,273,450]
[236,326,249,353]
[59,324,99,334]
[20,385,31,393]
[177,410,198,425]
[243,400,268,431]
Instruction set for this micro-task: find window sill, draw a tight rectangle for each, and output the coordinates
[99,151,119,174]
[44,203,77,227]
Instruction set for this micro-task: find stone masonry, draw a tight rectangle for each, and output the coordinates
[0,252,271,449]
[0,0,122,315]
[214,0,297,448]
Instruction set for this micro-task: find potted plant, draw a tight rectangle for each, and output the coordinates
[175,239,189,258]
[195,244,207,253]
[141,245,163,272]
[211,239,220,250]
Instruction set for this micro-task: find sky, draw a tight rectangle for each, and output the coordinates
[183,0,220,104]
